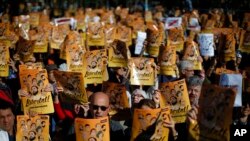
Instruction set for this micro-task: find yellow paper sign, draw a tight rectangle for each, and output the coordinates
[16,115,50,141]
[129,57,155,86]
[53,70,88,104]
[75,117,110,141]
[159,79,191,123]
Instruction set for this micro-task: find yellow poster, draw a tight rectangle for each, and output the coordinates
[222,33,236,62]
[33,26,48,53]
[66,44,85,72]
[17,37,36,62]
[87,22,105,46]
[50,25,65,49]
[239,30,250,53]
[16,115,49,141]
[19,69,54,114]
[116,25,132,47]
[132,18,145,38]
[167,27,185,52]
[102,81,129,115]
[129,57,155,86]
[159,45,178,77]
[108,40,127,68]
[188,85,236,141]
[83,49,107,84]
[182,40,202,70]
[131,107,170,141]
[29,12,40,28]
[159,79,191,123]
[104,24,116,45]
[53,70,88,104]
[146,23,164,57]
[0,40,10,77]
[75,117,110,141]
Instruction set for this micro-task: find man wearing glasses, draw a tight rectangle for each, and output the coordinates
[89,92,125,141]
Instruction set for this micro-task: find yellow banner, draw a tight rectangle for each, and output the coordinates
[167,27,185,52]
[159,79,191,123]
[131,107,170,141]
[87,22,105,46]
[108,41,127,68]
[102,81,129,115]
[129,57,155,86]
[0,40,10,77]
[83,49,107,84]
[182,40,202,70]
[75,117,110,141]
[19,69,54,114]
[66,44,85,72]
[188,85,236,141]
[116,25,132,47]
[159,45,178,76]
[16,115,50,141]
[53,70,88,104]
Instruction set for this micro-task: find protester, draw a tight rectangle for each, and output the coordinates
[0,99,15,141]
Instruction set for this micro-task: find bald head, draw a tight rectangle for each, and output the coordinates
[90,92,110,119]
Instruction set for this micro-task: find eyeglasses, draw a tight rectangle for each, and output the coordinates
[92,105,108,111]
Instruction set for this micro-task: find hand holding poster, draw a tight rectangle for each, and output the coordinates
[188,85,236,141]
[131,107,170,141]
[75,117,110,141]
[219,73,242,107]
[19,69,54,114]
[198,33,214,57]
[16,115,50,141]
[159,79,191,123]
[129,57,156,86]
[53,70,88,104]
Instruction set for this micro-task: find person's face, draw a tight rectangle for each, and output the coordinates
[0,108,15,133]
[188,85,202,106]
[90,93,110,119]
[32,86,38,94]
[183,68,194,79]
[48,71,56,83]
[241,104,250,116]
[152,90,160,103]
[29,131,35,138]
[132,92,144,104]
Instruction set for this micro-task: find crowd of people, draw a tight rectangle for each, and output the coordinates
[0,0,250,141]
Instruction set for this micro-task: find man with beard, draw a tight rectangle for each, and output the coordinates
[187,75,204,107]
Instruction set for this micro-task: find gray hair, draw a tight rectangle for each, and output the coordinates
[179,60,194,71]
[132,89,149,99]
[187,75,204,87]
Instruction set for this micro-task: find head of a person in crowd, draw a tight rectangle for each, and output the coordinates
[240,96,250,118]
[187,75,204,106]
[137,99,156,110]
[89,92,110,119]
[236,51,242,66]
[0,99,15,136]
[179,60,194,80]
[132,89,148,106]
[45,64,58,83]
